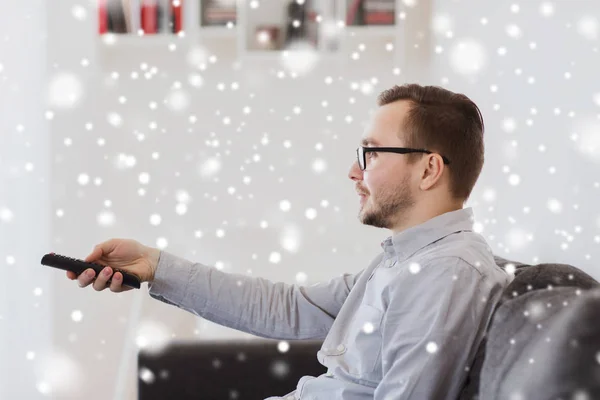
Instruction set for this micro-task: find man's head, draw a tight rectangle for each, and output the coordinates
[348,83,485,233]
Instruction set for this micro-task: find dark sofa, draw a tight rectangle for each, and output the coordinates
[138,256,600,399]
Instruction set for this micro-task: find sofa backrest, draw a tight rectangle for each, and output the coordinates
[459,256,600,400]
[481,286,600,399]
[493,255,600,304]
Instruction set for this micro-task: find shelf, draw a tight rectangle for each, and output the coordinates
[240,48,339,60]
[96,25,395,48]
[97,32,189,47]
[345,25,397,37]
[198,25,237,38]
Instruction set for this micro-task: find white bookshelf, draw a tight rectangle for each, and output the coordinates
[96,0,406,67]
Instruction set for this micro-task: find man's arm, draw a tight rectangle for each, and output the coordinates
[374,256,503,400]
[148,250,366,340]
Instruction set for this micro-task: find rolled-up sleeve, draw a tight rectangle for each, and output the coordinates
[149,250,365,340]
[374,257,490,400]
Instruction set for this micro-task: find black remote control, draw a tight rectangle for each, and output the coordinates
[41,252,141,289]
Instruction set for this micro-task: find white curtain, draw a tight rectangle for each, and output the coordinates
[0,0,52,398]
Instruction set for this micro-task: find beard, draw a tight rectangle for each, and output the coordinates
[359,176,415,229]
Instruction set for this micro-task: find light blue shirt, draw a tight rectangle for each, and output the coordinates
[148,207,513,399]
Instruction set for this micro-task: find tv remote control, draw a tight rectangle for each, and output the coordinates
[41,252,141,289]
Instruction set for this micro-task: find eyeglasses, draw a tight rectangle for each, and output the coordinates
[356,145,451,171]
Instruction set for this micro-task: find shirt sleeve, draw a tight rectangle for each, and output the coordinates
[374,256,493,400]
[148,250,365,340]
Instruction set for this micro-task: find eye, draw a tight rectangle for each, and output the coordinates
[367,152,377,158]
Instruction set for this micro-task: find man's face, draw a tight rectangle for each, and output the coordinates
[348,100,417,230]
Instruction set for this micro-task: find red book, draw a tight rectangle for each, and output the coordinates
[346,0,363,25]
[141,0,158,34]
[364,12,394,24]
[171,0,183,33]
[98,0,108,34]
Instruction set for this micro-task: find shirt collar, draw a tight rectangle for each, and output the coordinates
[380,207,475,263]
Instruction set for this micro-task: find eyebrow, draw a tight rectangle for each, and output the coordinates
[361,137,381,147]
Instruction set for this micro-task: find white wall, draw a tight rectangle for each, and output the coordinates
[1,0,599,398]
[43,1,412,398]
[429,0,600,267]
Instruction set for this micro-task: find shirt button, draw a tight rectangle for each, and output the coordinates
[336,344,345,351]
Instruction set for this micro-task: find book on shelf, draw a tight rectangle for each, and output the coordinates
[364,12,394,25]
[140,0,159,33]
[201,0,237,26]
[98,0,182,35]
[99,0,108,33]
[99,0,133,33]
[346,0,395,26]
[169,0,183,33]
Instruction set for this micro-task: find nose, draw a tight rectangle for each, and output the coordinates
[348,160,363,182]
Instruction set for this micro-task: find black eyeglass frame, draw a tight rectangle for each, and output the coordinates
[356,146,451,171]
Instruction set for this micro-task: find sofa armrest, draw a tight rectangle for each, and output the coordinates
[138,338,326,400]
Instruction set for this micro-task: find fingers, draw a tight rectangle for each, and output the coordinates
[92,266,113,291]
[77,268,98,288]
[109,272,131,292]
[75,267,129,292]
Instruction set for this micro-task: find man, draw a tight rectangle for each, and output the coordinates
[74,83,512,399]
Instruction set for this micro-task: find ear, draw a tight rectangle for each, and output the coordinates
[419,154,445,191]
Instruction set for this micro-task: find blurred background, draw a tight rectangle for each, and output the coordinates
[1,0,599,398]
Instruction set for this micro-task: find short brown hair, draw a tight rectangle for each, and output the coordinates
[377,83,485,202]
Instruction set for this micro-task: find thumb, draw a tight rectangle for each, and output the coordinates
[84,246,102,263]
